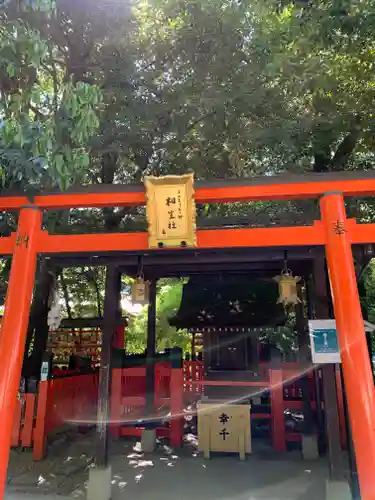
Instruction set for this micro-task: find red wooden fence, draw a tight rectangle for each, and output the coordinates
[11,361,346,459]
[33,372,99,459]
[110,361,184,447]
[183,361,204,399]
[189,362,346,453]
[11,373,99,460]
[11,394,36,449]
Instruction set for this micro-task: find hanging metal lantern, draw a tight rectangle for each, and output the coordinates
[273,269,301,306]
[131,276,150,305]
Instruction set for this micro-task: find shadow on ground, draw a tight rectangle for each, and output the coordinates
[6,430,328,500]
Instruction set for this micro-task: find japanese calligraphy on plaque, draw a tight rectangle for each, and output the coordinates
[218,412,231,442]
[144,173,197,248]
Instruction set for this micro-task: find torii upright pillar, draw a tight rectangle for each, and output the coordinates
[320,193,375,500]
[0,207,41,500]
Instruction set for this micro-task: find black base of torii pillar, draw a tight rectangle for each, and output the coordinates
[87,265,121,500]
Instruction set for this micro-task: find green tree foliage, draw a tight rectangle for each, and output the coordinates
[52,0,375,230]
[124,0,375,177]
[126,279,190,353]
[56,273,190,354]
[1,0,375,354]
[0,0,102,192]
[3,0,375,191]
[58,266,106,319]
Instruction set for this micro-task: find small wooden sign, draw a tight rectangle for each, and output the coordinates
[144,173,197,248]
[131,277,149,305]
[198,401,251,460]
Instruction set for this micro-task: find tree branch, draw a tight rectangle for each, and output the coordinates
[330,124,362,171]
[49,47,59,115]
[79,268,103,318]
[30,105,44,121]
[60,270,73,319]
[313,116,362,172]
[186,110,217,133]
[93,278,102,318]
[313,152,331,173]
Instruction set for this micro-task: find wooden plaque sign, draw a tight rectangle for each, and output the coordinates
[197,401,251,460]
[131,278,149,305]
[144,173,197,248]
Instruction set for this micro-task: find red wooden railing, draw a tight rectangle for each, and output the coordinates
[11,360,346,459]
[183,361,204,399]
[155,361,171,405]
[11,394,36,449]
[11,372,99,460]
[188,361,346,453]
[33,372,99,459]
[195,367,303,452]
[110,361,184,447]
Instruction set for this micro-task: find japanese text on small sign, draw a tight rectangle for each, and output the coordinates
[219,428,230,441]
[218,413,231,441]
[219,413,230,425]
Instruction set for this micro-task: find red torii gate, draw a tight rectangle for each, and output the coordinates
[0,172,375,499]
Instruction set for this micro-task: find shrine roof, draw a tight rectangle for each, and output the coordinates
[169,275,288,330]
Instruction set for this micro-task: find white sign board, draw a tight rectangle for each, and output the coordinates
[309,319,375,364]
[309,319,341,364]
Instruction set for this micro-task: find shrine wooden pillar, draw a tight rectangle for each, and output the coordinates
[321,193,375,500]
[0,207,41,500]
[295,283,318,459]
[138,279,158,452]
[203,330,211,374]
[170,347,184,447]
[305,276,325,446]
[88,265,121,500]
[191,332,196,361]
[145,279,157,417]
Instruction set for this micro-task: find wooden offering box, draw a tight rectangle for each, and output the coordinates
[197,401,251,460]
